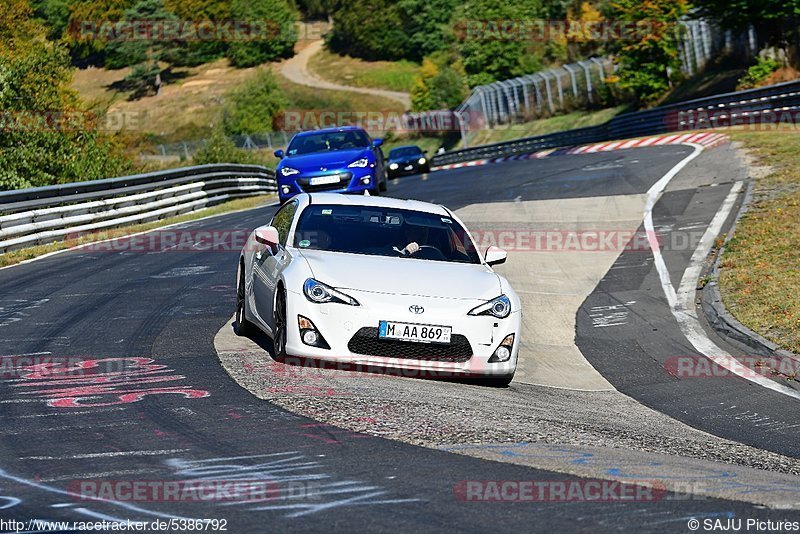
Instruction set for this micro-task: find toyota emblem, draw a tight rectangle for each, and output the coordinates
[409,305,424,314]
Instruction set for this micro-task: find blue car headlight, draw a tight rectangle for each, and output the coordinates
[347,158,370,168]
[281,167,300,177]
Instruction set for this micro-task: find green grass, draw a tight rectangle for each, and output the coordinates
[0,194,275,269]
[467,106,630,146]
[308,49,418,93]
[276,74,405,120]
[718,129,800,353]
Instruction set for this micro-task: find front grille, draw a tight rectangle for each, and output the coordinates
[347,327,472,363]
[298,172,353,192]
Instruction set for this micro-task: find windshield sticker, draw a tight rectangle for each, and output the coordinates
[441,217,453,224]
[321,209,333,215]
[299,239,311,248]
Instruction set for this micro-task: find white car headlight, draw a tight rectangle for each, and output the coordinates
[303,279,359,306]
[389,163,399,170]
[281,167,300,176]
[418,157,427,165]
[468,295,511,319]
[348,158,370,168]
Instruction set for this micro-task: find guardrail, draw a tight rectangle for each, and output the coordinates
[0,164,276,254]
[432,78,800,166]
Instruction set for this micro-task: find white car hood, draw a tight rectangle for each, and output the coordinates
[298,249,501,300]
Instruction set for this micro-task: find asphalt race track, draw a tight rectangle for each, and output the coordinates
[2,141,800,532]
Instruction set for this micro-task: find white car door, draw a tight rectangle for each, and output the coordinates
[252,199,297,330]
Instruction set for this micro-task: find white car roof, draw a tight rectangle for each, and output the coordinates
[302,193,449,216]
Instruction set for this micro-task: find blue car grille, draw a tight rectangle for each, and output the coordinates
[297,171,353,192]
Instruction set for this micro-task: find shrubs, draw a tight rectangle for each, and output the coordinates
[192,127,259,164]
[221,70,286,135]
[737,55,781,90]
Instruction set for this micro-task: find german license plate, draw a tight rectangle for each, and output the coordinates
[310,175,340,186]
[378,321,452,344]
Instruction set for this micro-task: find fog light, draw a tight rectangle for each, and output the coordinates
[281,185,291,194]
[297,315,330,349]
[494,346,510,361]
[302,330,318,345]
[490,334,515,362]
[361,177,371,185]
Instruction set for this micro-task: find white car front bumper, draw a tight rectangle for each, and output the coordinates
[283,288,520,377]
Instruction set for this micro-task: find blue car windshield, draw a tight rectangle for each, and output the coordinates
[287,131,370,156]
[293,205,481,264]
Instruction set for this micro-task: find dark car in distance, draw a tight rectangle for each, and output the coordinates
[387,145,430,179]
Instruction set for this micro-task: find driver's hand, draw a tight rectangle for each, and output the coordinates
[403,242,420,255]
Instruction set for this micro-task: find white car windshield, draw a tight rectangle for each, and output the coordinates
[293,204,481,264]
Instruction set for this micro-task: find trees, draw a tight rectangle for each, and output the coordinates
[453,0,547,85]
[603,0,689,106]
[0,0,130,191]
[226,0,298,67]
[410,53,469,111]
[693,0,800,53]
[327,0,458,62]
[63,0,133,64]
[103,0,181,95]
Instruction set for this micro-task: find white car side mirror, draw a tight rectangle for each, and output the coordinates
[254,226,280,251]
[484,246,507,266]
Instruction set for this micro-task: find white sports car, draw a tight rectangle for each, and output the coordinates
[235,192,521,386]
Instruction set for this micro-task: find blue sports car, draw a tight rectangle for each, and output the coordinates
[274,126,388,203]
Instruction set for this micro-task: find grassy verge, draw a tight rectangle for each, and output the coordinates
[0,194,275,269]
[467,106,630,146]
[718,129,800,354]
[307,49,418,93]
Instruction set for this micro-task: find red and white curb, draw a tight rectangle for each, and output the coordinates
[430,149,555,172]
[566,132,729,155]
[430,132,729,172]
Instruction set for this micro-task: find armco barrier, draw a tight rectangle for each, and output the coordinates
[432,79,800,167]
[0,164,276,253]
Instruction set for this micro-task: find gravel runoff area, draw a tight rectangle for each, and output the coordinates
[217,327,800,481]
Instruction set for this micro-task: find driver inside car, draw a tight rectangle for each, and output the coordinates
[394,224,429,256]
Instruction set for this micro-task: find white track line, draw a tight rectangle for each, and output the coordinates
[645,144,800,401]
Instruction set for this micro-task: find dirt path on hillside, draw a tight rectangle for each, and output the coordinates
[280,40,411,109]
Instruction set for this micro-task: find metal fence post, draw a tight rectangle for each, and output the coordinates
[564,64,579,99]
